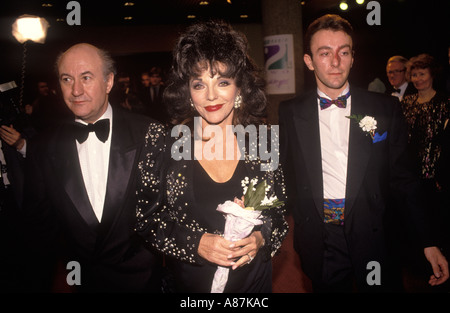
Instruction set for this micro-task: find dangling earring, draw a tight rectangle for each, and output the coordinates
[234,94,242,109]
[190,98,194,108]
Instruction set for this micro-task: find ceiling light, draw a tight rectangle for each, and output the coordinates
[199,1,209,5]
[240,15,248,19]
[42,3,53,7]
[187,15,196,19]
[124,2,134,6]
[356,0,365,4]
[339,1,349,10]
[124,16,133,20]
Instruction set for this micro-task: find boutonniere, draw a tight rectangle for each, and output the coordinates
[347,114,377,139]
[346,114,388,143]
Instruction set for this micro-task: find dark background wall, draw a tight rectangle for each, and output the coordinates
[0,0,448,110]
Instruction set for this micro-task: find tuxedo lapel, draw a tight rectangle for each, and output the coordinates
[52,124,99,230]
[97,110,137,240]
[345,89,373,218]
[293,93,324,218]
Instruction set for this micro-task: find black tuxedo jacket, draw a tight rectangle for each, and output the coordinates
[23,107,165,292]
[386,82,417,99]
[279,86,435,287]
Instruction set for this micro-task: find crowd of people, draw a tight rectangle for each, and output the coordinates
[0,14,449,294]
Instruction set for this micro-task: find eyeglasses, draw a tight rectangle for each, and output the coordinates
[387,69,406,75]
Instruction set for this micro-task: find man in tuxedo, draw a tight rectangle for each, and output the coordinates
[139,68,168,124]
[23,43,166,292]
[279,14,448,292]
[385,55,417,101]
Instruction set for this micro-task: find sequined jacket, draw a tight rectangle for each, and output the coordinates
[136,126,288,264]
[401,92,450,179]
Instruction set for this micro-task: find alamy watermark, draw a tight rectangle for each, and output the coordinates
[66,260,81,286]
[66,1,81,25]
[366,261,381,286]
[170,117,279,172]
[366,1,381,26]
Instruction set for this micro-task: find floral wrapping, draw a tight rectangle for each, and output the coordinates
[210,201,264,293]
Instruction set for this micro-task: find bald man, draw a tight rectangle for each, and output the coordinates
[23,43,166,292]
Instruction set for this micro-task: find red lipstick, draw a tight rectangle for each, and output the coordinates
[205,104,224,112]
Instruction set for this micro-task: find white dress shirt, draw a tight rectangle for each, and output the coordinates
[391,81,408,101]
[318,85,351,199]
[75,104,113,222]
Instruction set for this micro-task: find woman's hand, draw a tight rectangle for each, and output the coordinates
[228,231,265,270]
[198,231,265,269]
[198,233,236,267]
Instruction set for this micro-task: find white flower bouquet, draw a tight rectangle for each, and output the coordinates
[210,178,284,293]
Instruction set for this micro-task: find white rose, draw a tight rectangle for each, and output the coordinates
[359,116,377,132]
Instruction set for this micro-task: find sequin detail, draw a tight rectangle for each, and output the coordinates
[136,126,289,264]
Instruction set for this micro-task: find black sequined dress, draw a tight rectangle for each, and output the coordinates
[136,129,288,293]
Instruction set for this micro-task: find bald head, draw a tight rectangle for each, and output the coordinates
[56,43,116,80]
[57,43,115,123]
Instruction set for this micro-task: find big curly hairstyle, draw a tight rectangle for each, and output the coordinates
[163,20,267,127]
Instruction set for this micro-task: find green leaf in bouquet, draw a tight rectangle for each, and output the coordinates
[244,181,254,207]
[242,179,284,211]
[252,180,267,210]
[244,180,266,209]
[257,198,284,211]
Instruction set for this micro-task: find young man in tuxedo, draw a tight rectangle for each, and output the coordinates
[23,43,166,292]
[279,14,448,292]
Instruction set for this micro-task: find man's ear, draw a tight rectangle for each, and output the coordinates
[303,54,315,71]
[106,73,114,94]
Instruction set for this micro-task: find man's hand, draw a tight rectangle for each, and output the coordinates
[0,125,25,150]
[424,246,449,286]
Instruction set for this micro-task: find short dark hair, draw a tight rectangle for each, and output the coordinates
[304,14,354,56]
[164,20,266,126]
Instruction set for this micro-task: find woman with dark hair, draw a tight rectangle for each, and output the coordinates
[136,20,288,293]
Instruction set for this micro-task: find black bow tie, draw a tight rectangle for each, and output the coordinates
[73,119,110,143]
[393,88,401,93]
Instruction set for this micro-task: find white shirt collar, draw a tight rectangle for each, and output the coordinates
[398,81,408,93]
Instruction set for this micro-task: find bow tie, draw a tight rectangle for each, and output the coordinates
[318,91,350,110]
[393,88,401,93]
[73,119,110,143]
